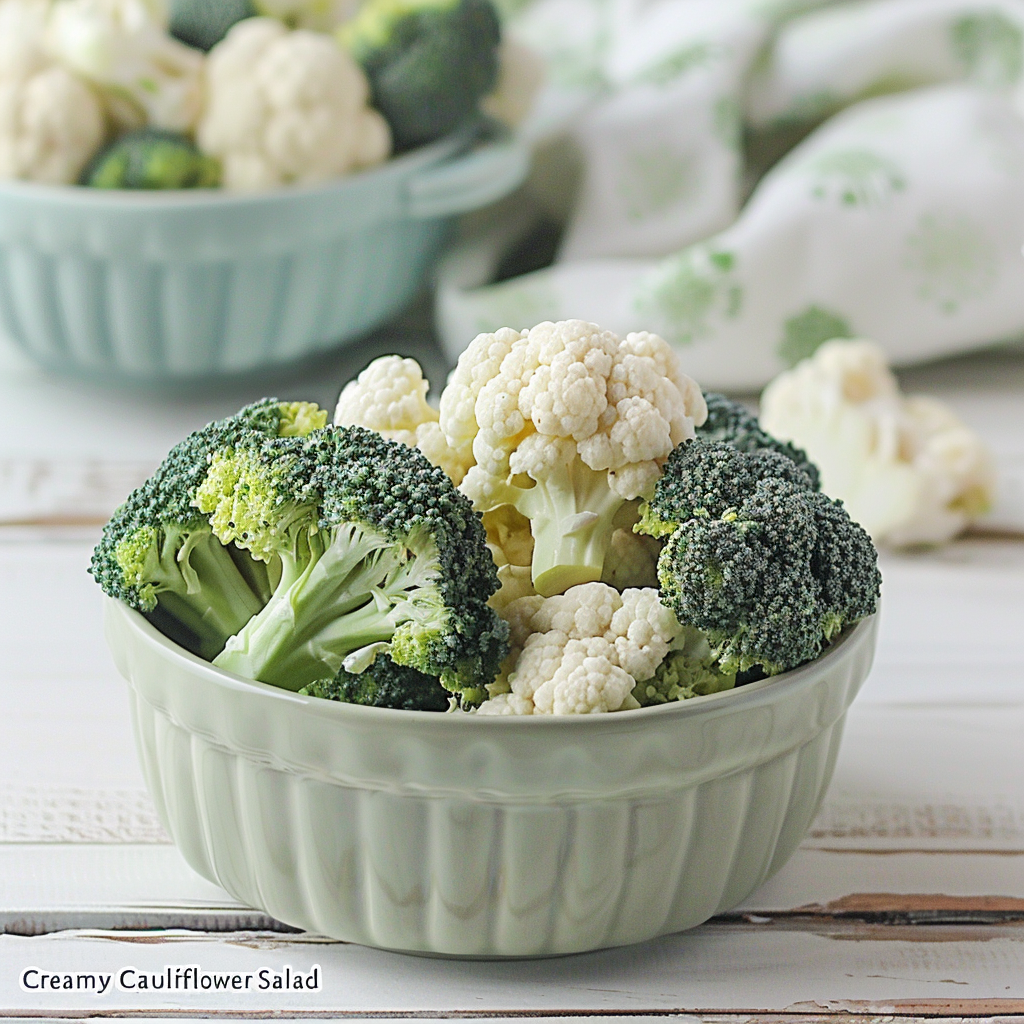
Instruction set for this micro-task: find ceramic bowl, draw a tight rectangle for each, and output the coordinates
[0,127,527,381]
[104,596,878,957]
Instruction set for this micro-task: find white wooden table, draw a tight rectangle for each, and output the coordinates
[2,333,1024,1019]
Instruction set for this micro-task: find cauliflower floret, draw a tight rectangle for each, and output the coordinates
[0,0,106,184]
[760,339,995,546]
[197,17,390,191]
[439,320,707,596]
[476,582,680,715]
[334,355,472,484]
[46,0,204,132]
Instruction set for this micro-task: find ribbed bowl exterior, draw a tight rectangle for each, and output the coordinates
[105,599,878,957]
[0,133,521,380]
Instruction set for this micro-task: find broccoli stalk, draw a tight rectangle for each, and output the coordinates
[114,523,265,659]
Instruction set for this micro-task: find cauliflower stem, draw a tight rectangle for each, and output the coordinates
[506,460,625,597]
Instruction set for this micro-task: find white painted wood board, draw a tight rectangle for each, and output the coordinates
[2,923,1023,1015]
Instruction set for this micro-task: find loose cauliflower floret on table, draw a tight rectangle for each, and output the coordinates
[334,354,472,485]
[439,320,707,597]
[760,339,995,546]
[198,17,391,191]
[477,582,682,715]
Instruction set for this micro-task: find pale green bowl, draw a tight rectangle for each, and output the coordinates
[0,128,527,381]
[104,597,878,957]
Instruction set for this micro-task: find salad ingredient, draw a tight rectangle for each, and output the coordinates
[438,320,707,598]
[0,0,105,184]
[169,0,254,50]
[759,338,996,546]
[300,653,451,711]
[698,391,821,491]
[334,354,470,484]
[477,582,678,715]
[47,0,206,133]
[637,440,818,538]
[632,625,736,707]
[197,17,391,191]
[201,424,507,705]
[82,127,220,187]
[341,0,501,150]
[640,441,880,676]
[89,399,327,660]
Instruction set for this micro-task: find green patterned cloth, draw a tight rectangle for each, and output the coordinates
[438,0,1024,388]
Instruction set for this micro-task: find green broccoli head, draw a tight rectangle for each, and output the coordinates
[207,425,508,705]
[699,392,821,490]
[342,0,501,150]
[653,476,880,676]
[83,129,221,190]
[300,654,451,711]
[638,440,818,539]
[89,400,327,659]
[169,0,255,50]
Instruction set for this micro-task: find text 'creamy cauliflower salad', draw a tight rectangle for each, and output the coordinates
[0,0,534,190]
[91,319,892,716]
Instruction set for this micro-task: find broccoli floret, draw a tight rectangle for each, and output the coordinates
[631,625,737,706]
[699,392,821,490]
[300,654,451,711]
[90,400,327,659]
[651,475,880,676]
[341,0,501,150]
[169,0,255,50]
[638,440,818,539]
[82,129,221,190]
[203,425,507,705]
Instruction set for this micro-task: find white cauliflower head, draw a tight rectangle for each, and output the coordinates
[0,0,106,184]
[334,354,471,485]
[760,338,996,546]
[477,582,681,715]
[197,18,390,191]
[46,0,204,132]
[439,319,707,596]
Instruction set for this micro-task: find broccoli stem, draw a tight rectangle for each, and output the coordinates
[212,522,443,691]
[514,462,625,597]
[147,529,266,659]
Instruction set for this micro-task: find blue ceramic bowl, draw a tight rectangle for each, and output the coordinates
[0,127,528,380]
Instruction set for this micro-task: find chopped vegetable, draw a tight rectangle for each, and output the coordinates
[197,17,391,190]
[0,0,106,184]
[198,424,507,705]
[341,0,502,149]
[89,399,327,660]
[47,0,206,133]
[639,440,880,676]
[759,338,996,546]
[438,320,707,597]
[82,128,221,188]
[477,582,678,715]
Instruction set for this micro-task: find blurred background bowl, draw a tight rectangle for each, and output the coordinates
[105,597,878,958]
[0,125,527,383]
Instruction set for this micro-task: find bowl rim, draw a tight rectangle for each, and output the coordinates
[0,127,473,209]
[107,595,877,730]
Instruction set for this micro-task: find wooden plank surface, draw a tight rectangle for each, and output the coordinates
[1,344,1023,1015]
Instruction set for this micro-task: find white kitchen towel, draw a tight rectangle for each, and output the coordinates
[439,0,1024,388]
